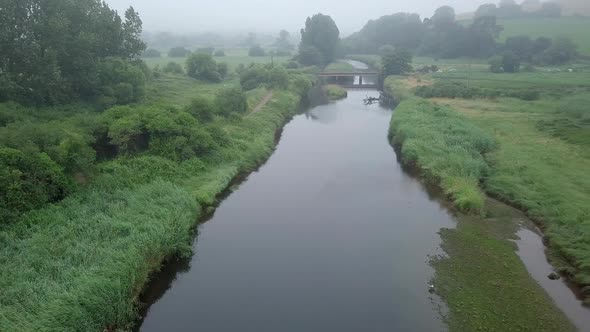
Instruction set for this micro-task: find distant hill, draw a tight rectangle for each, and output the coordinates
[498,16,590,56]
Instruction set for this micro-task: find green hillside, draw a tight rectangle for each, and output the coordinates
[498,17,590,56]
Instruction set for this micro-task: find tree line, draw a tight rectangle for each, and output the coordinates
[342,5,578,66]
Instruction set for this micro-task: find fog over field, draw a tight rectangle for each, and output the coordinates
[104,0,490,35]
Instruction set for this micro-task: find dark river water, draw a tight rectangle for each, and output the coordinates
[137,61,589,331]
[138,88,455,332]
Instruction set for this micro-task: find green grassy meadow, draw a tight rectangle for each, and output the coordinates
[143,49,291,71]
[385,56,590,330]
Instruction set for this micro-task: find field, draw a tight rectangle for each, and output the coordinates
[498,17,590,56]
[0,67,311,331]
[385,56,590,330]
[143,49,292,71]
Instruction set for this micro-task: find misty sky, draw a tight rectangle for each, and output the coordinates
[104,0,489,36]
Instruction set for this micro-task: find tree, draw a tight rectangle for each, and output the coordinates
[297,44,324,67]
[497,0,523,18]
[168,47,191,57]
[185,53,221,82]
[475,4,498,17]
[432,6,456,27]
[298,14,340,66]
[121,7,146,58]
[540,37,577,65]
[505,35,534,61]
[381,49,413,76]
[249,45,266,57]
[275,30,294,50]
[0,0,147,105]
[214,49,226,57]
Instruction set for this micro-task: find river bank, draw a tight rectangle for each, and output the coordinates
[0,79,309,331]
[385,72,589,330]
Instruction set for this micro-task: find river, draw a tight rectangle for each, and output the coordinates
[136,62,589,332]
[138,86,455,331]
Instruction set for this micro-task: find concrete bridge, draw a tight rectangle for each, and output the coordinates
[317,71,379,88]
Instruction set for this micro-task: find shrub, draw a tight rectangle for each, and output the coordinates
[0,148,71,223]
[186,97,216,122]
[239,65,270,90]
[216,87,248,116]
[268,66,289,89]
[489,56,504,73]
[185,53,222,82]
[501,51,520,73]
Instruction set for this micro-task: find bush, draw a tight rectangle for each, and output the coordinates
[186,97,216,122]
[0,148,71,223]
[142,49,161,58]
[268,66,289,89]
[216,87,248,116]
[168,47,191,57]
[501,51,520,73]
[324,85,348,100]
[249,45,266,57]
[239,65,270,90]
[415,81,540,101]
[185,53,222,82]
[489,56,504,73]
[163,62,184,75]
[101,105,220,161]
[214,50,226,57]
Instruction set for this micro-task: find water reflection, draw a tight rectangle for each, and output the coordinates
[138,89,454,332]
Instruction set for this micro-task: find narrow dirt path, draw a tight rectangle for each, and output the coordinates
[251,91,274,114]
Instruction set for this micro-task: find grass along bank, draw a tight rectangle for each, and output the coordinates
[385,68,585,330]
[323,85,348,101]
[407,58,590,297]
[0,71,311,331]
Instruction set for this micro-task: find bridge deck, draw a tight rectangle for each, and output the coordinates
[317,72,379,77]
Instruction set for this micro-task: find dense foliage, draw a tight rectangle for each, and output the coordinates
[390,98,497,213]
[297,14,340,66]
[185,53,223,82]
[0,0,146,105]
